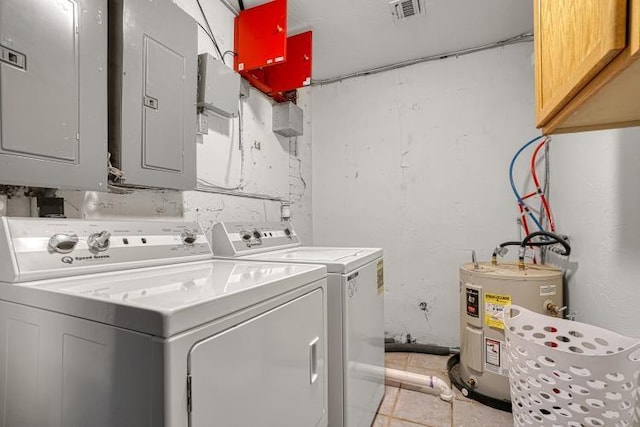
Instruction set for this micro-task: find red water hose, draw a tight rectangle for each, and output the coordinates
[518,203,531,239]
[530,139,555,232]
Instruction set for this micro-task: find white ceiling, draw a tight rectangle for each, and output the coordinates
[242,0,533,81]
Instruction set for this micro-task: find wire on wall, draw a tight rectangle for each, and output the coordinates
[194,101,286,202]
[509,136,555,236]
[509,135,546,233]
[508,135,562,264]
[197,101,246,191]
[196,22,222,59]
[222,50,237,62]
[196,185,287,202]
[287,136,307,204]
[311,32,533,86]
[540,141,551,228]
[196,0,225,61]
[531,138,555,231]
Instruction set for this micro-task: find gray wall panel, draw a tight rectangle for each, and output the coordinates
[109,0,197,190]
[0,0,108,190]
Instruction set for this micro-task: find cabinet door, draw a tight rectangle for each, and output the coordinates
[112,0,197,190]
[189,289,326,427]
[0,0,107,190]
[0,301,153,427]
[535,0,627,127]
[630,0,640,57]
[142,37,185,174]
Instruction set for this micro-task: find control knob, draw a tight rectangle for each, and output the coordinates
[181,231,197,245]
[284,228,292,237]
[48,233,79,254]
[253,230,262,239]
[87,231,111,252]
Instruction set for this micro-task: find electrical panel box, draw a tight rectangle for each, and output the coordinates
[263,31,312,93]
[109,0,197,190]
[273,102,303,137]
[240,31,313,99]
[234,0,287,72]
[197,54,240,118]
[0,0,108,190]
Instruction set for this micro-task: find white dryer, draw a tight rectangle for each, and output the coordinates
[211,222,385,427]
[0,217,328,427]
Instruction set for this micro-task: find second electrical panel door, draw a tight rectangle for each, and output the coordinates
[0,0,107,190]
[109,0,197,190]
[189,289,326,427]
[143,37,185,173]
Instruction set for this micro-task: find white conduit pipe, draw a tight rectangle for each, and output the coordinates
[352,362,454,402]
[385,367,454,402]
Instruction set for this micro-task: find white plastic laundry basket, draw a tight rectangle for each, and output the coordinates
[504,305,640,427]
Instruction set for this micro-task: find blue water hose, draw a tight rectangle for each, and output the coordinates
[509,135,545,231]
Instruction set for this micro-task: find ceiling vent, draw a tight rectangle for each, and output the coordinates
[389,0,425,21]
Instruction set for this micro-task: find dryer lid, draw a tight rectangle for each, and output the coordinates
[0,259,326,337]
[240,247,383,273]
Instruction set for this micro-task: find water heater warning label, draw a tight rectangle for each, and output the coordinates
[539,284,557,296]
[485,338,508,376]
[466,288,479,318]
[484,293,511,330]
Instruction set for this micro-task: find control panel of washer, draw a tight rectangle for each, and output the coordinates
[211,221,300,257]
[0,218,212,283]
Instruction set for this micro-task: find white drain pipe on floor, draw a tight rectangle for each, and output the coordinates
[385,367,454,402]
[352,362,454,402]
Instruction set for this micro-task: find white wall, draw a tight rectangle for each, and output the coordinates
[5,0,313,243]
[311,43,537,347]
[549,127,640,338]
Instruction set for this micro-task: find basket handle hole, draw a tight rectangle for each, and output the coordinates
[628,348,640,362]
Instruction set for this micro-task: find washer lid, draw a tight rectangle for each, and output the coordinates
[0,259,326,337]
[240,247,383,273]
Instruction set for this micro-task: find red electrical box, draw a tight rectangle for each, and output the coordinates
[241,68,273,97]
[240,32,313,100]
[234,0,287,72]
[264,31,312,93]
[234,0,312,101]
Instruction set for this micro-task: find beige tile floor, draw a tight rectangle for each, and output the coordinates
[375,352,514,427]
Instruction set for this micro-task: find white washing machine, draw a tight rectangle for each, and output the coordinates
[211,221,385,427]
[0,217,328,427]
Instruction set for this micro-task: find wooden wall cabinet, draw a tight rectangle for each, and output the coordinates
[535,0,640,134]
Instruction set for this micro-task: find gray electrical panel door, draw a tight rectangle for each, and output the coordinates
[143,37,185,173]
[109,0,197,190]
[0,0,107,190]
